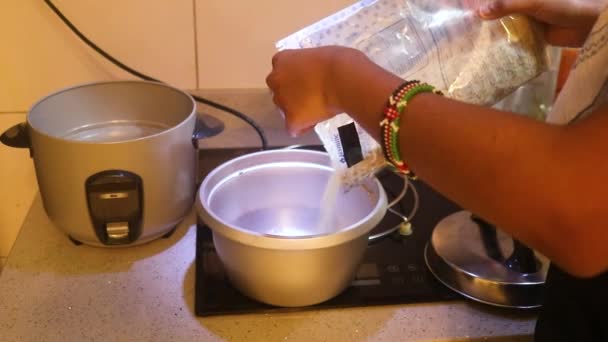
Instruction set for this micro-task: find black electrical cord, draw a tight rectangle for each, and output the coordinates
[43,0,268,150]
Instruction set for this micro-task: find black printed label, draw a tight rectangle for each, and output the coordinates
[337,122,363,168]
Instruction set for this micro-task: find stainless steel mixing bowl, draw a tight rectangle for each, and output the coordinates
[197,149,387,307]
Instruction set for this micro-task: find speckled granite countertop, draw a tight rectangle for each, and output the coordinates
[0,89,536,342]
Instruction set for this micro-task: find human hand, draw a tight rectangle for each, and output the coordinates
[479,0,607,47]
[266,46,362,136]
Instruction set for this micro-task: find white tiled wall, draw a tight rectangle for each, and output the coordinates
[0,0,197,113]
[195,0,355,88]
[1,0,354,112]
[0,0,356,256]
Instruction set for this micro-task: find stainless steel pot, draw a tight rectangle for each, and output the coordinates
[197,149,388,307]
[1,81,214,247]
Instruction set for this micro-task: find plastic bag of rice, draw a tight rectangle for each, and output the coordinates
[277,0,548,185]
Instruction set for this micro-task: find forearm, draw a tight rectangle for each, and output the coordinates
[401,95,608,277]
[332,50,403,139]
[333,51,608,277]
[402,94,563,255]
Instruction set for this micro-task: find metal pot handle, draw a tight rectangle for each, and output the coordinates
[471,214,504,261]
[471,214,538,274]
[1,122,30,149]
[505,239,539,274]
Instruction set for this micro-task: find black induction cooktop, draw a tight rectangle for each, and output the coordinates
[194,147,462,316]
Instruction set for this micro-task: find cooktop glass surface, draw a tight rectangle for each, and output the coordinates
[195,147,462,316]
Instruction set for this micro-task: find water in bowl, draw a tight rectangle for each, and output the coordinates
[63,120,169,142]
[235,207,339,237]
[231,168,346,238]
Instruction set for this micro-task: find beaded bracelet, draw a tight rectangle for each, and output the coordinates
[380,80,443,176]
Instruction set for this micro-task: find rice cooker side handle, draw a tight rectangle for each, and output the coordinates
[1,122,32,153]
[191,113,225,149]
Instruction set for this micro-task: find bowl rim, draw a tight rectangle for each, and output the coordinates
[27,80,196,145]
[196,149,388,250]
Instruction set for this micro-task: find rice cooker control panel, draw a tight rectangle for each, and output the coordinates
[85,170,143,245]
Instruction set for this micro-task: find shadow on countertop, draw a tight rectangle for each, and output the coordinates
[2,194,194,275]
[182,259,536,342]
[181,261,394,342]
[446,337,532,342]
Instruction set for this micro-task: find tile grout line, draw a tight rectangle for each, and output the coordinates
[192,0,200,89]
